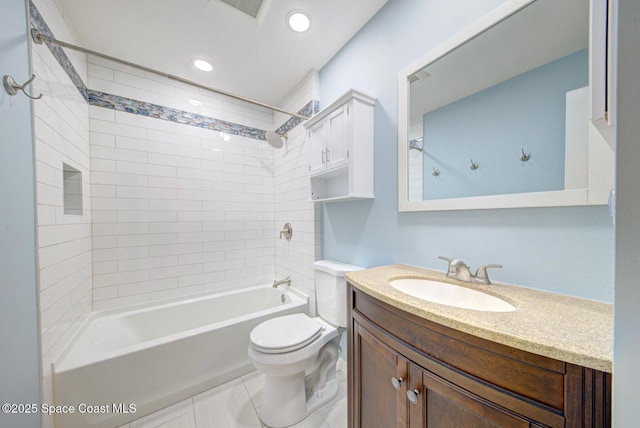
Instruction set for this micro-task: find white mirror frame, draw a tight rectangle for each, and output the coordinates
[398,0,613,212]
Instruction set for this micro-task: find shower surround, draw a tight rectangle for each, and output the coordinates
[30,1,320,427]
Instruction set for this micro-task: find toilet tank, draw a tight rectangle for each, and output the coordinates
[314,260,364,327]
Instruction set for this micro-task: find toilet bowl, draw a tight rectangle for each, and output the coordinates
[248,314,341,427]
[248,260,363,428]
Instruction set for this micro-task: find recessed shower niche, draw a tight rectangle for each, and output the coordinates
[63,163,83,215]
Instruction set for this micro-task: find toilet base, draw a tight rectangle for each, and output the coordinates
[260,377,338,428]
[261,371,307,427]
[306,378,338,414]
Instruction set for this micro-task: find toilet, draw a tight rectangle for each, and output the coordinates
[248,260,363,427]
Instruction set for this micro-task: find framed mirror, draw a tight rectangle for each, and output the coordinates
[398,0,614,212]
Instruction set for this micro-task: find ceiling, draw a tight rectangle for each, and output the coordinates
[55,0,388,108]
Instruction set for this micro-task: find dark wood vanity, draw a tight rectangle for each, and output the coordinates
[347,284,611,428]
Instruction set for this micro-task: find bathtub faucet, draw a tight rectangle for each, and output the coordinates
[272,277,291,288]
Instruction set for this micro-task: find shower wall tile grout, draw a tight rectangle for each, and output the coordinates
[88,105,278,308]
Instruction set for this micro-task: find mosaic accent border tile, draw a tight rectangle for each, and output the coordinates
[28,2,317,142]
[88,90,268,140]
[29,0,88,101]
[276,100,320,135]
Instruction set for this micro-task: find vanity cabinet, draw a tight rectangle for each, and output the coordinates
[304,90,375,202]
[348,285,611,428]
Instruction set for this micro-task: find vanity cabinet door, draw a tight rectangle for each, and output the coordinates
[420,369,530,428]
[352,320,408,428]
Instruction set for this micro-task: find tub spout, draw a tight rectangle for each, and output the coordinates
[272,277,291,288]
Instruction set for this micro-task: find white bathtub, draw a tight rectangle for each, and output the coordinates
[52,285,307,428]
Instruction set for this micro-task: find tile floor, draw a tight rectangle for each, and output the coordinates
[117,364,347,428]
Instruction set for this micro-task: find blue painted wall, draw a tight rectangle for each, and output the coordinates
[0,0,42,426]
[423,49,588,199]
[319,0,614,302]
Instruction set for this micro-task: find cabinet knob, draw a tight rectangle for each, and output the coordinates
[407,388,420,404]
[390,376,404,390]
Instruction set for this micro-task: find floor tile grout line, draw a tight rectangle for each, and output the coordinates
[240,371,266,425]
[190,397,197,428]
[236,374,265,427]
[316,409,331,428]
[129,400,195,428]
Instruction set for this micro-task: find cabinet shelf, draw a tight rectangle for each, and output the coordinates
[309,166,374,202]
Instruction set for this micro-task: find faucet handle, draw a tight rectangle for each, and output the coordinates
[438,256,454,273]
[474,264,503,284]
[279,223,293,240]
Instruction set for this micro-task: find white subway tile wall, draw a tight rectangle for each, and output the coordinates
[89,105,277,309]
[31,1,92,426]
[408,148,424,202]
[87,58,320,311]
[408,121,424,202]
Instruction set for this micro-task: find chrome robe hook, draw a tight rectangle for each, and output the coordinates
[3,74,43,100]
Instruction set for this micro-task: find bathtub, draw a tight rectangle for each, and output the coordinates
[52,285,307,428]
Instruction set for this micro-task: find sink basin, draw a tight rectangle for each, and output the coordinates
[390,278,516,312]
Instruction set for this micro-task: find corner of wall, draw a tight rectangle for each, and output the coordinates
[29,3,92,426]
[274,71,320,316]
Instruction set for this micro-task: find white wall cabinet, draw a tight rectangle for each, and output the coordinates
[304,90,375,202]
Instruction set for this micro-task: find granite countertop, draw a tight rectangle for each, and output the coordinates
[346,264,613,373]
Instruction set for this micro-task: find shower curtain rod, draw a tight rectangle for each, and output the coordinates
[31,29,310,121]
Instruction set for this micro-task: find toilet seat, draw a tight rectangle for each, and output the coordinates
[250,313,323,354]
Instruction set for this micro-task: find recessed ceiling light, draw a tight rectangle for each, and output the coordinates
[287,10,310,32]
[193,58,213,72]
[188,99,202,106]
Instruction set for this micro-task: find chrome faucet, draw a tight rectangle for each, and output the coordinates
[438,256,502,285]
[272,277,291,288]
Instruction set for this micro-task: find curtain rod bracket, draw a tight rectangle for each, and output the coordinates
[31,29,44,44]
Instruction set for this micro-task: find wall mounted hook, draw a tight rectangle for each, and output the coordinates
[519,148,531,162]
[3,74,43,100]
[470,159,479,170]
[432,166,440,177]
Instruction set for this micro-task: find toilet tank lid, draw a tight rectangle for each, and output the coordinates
[314,260,365,277]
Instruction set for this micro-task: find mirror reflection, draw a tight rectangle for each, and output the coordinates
[407,0,589,203]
